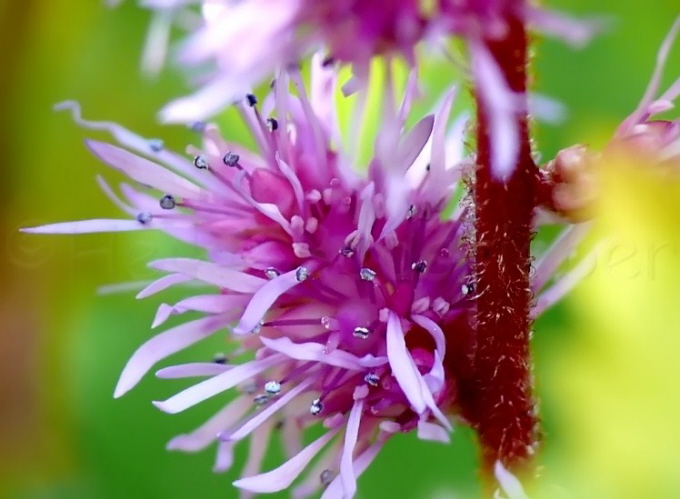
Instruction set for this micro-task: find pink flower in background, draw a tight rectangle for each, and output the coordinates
[614,17,680,159]
[539,18,680,223]
[25,58,581,497]
[139,0,599,123]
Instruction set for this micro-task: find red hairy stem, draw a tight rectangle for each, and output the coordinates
[467,8,538,488]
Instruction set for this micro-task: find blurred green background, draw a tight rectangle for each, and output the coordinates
[1,1,679,498]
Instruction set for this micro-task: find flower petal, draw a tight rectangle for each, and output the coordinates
[340,399,364,498]
[239,420,276,499]
[153,354,285,413]
[411,314,446,359]
[167,394,252,452]
[225,378,314,441]
[417,420,450,443]
[280,408,304,459]
[22,219,147,234]
[234,427,340,493]
[159,73,250,123]
[152,294,249,328]
[260,336,387,370]
[618,16,680,134]
[214,440,236,473]
[151,304,175,328]
[310,52,337,138]
[423,350,445,395]
[525,7,603,47]
[397,115,434,173]
[533,223,591,292]
[470,43,519,180]
[386,312,425,414]
[87,140,203,199]
[136,273,193,299]
[417,372,451,431]
[55,101,211,186]
[156,363,232,379]
[320,440,385,499]
[114,315,225,398]
[149,258,265,293]
[533,247,597,318]
[233,268,306,335]
[292,439,342,499]
[494,461,530,499]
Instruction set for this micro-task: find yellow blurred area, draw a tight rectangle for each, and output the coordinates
[547,154,680,498]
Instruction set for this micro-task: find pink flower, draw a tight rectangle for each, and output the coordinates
[137,0,600,123]
[614,17,680,160]
[26,59,580,497]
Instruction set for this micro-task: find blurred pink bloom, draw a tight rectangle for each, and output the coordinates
[26,59,580,497]
[615,17,680,160]
[132,0,600,123]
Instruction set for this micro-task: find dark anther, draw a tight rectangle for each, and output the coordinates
[189,121,207,133]
[267,118,279,131]
[245,94,257,107]
[159,194,176,210]
[193,155,209,169]
[136,212,153,224]
[212,353,227,364]
[148,139,164,152]
[223,151,240,167]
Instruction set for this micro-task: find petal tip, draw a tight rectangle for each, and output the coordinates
[113,383,129,399]
[152,400,174,413]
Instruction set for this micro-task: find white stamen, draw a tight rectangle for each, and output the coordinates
[411,260,427,273]
[340,247,355,257]
[264,380,282,395]
[364,372,380,386]
[310,398,323,416]
[306,189,322,203]
[353,326,370,339]
[295,266,309,282]
[265,268,280,279]
[305,217,319,234]
[293,242,312,258]
[359,268,376,281]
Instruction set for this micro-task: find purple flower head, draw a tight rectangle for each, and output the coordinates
[27,59,581,496]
